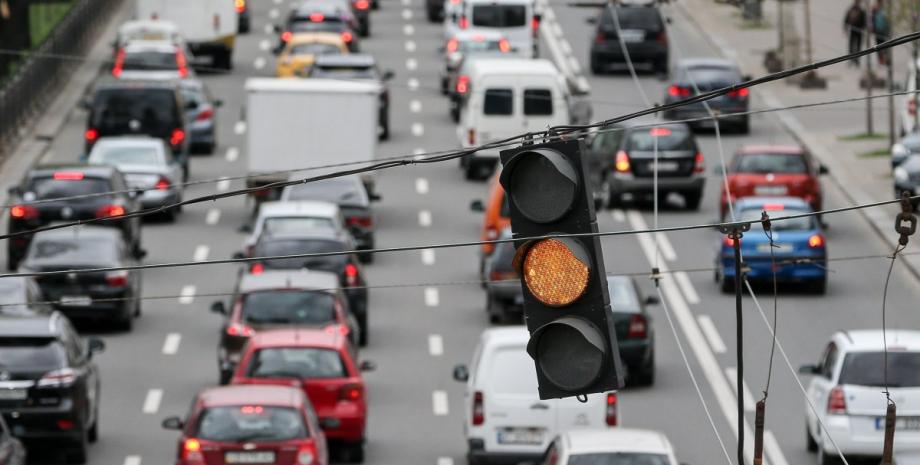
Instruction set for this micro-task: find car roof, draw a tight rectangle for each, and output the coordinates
[676,57,738,70]
[836,330,920,351]
[294,1,350,15]
[119,20,180,34]
[238,269,341,293]
[31,225,123,242]
[248,328,347,350]
[314,54,376,67]
[30,164,117,178]
[198,384,306,408]
[0,312,66,338]
[733,196,810,211]
[621,119,691,131]
[467,58,558,76]
[258,201,340,218]
[563,428,673,455]
[736,144,805,155]
[93,136,166,149]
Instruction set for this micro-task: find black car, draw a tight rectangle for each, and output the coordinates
[308,54,394,140]
[606,276,656,386]
[0,416,26,465]
[0,277,52,316]
[426,0,444,22]
[6,164,143,270]
[237,0,251,33]
[589,0,669,75]
[280,174,379,261]
[0,312,104,463]
[662,58,750,133]
[483,228,521,324]
[276,3,362,52]
[586,120,705,210]
[19,227,144,331]
[244,229,370,341]
[83,79,190,175]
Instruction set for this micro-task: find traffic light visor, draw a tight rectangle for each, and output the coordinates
[522,238,589,307]
[502,148,579,224]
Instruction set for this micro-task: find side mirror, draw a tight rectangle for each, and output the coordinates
[232,251,246,260]
[798,364,820,375]
[453,363,469,382]
[88,338,106,357]
[644,295,659,305]
[213,99,224,107]
[161,416,184,430]
[273,24,282,33]
[360,360,377,372]
[185,101,199,110]
[382,70,395,81]
[818,164,829,175]
[134,249,148,260]
[586,16,598,24]
[211,301,226,315]
[470,199,485,212]
[369,193,382,202]
[742,74,753,82]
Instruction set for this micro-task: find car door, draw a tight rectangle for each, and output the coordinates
[807,341,839,433]
[64,322,99,427]
[0,416,25,465]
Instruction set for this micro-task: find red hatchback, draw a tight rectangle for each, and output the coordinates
[720,145,828,218]
[161,384,328,465]
[232,329,374,463]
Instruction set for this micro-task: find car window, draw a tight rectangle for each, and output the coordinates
[309,66,377,80]
[607,278,640,312]
[255,238,347,271]
[738,207,815,232]
[262,217,336,236]
[487,346,538,394]
[92,88,179,133]
[290,42,343,55]
[0,280,30,315]
[0,337,67,371]
[839,352,920,387]
[27,176,112,200]
[524,89,553,116]
[484,88,513,116]
[89,146,163,167]
[591,128,625,153]
[195,406,308,442]
[490,241,517,271]
[626,126,693,151]
[678,66,741,85]
[603,6,662,32]
[123,51,178,71]
[241,291,337,325]
[180,86,205,106]
[471,4,527,28]
[820,342,838,379]
[734,153,808,174]
[248,347,347,379]
[26,237,120,265]
[566,453,672,465]
[460,39,505,53]
[283,178,368,206]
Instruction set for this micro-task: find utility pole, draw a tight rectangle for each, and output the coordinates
[914,4,919,131]
[866,19,875,135]
[889,56,896,147]
[799,0,826,88]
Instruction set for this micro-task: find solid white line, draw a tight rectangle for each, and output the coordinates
[259,39,271,51]
[405,41,417,52]
[424,287,439,307]
[421,248,436,265]
[724,367,756,412]
[551,22,563,36]
[428,334,444,356]
[611,209,626,222]
[560,40,572,55]
[418,210,432,227]
[402,8,413,19]
[654,232,676,261]
[124,456,142,465]
[437,458,454,465]
[415,178,429,194]
[225,147,239,162]
[674,271,700,304]
[162,333,181,355]
[179,285,196,305]
[411,123,425,136]
[142,389,163,414]
[403,24,415,35]
[432,390,449,415]
[193,245,209,262]
[205,209,221,225]
[408,78,420,90]
[407,58,418,71]
[216,178,231,191]
[765,430,790,465]
[568,56,580,72]
[697,315,727,354]
[254,57,266,70]
[234,121,247,135]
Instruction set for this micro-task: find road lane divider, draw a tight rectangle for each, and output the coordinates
[421,248,436,265]
[764,431,790,465]
[162,333,181,355]
[225,147,239,162]
[419,210,432,227]
[408,78,420,91]
[205,209,221,225]
[259,39,271,52]
[403,24,415,35]
[405,41,417,52]
[269,8,279,19]
[407,58,418,71]
[437,458,454,465]
[142,389,163,414]
[654,232,677,261]
[402,8,413,19]
[179,285,196,305]
[428,334,444,356]
[415,178,429,194]
[674,271,701,305]
[263,24,274,35]
[216,178,231,191]
[697,315,727,354]
[193,245,210,262]
[234,121,247,135]
[410,100,422,113]
[424,287,439,307]
[412,123,425,137]
[432,390,449,415]
[724,367,755,412]
[254,57,266,70]
[124,456,142,465]
[612,209,626,222]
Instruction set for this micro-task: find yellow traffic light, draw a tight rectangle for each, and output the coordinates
[523,238,589,307]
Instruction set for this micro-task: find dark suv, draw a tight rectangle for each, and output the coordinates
[6,164,143,270]
[590,1,669,75]
[0,313,104,464]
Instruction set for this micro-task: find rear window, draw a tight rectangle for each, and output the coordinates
[567,453,671,465]
[28,176,112,200]
[262,217,336,235]
[289,43,343,55]
[678,66,741,86]
[487,347,537,394]
[241,291,337,325]
[309,66,377,80]
[26,237,120,265]
[523,89,553,116]
[195,406,307,442]
[484,88,513,116]
[839,352,920,387]
[255,239,347,272]
[734,153,808,174]
[625,126,694,151]
[603,7,663,31]
[91,88,179,133]
[461,39,505,53]
[283,178,368,206]
[607,278,639,312]
[471,4,527,28]
[123,51,177,71]
[248,347,347,379]
[89,146,162,167]
[0,337,66,371]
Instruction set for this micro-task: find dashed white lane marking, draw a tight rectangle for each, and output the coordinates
[421,248,436,265]
[410,99,422,113]
[674,271,700,304]
[401,0,411,5]
[568,56,580,72]
[428,334,443,356]
[259,39,271,51]
[612,209,626,222]
[415,178,429,194]
[432,390,449,415]
[274,0,282,4]
[696,314,726,354]
[193,245,210,262]
[424,287,439,307]
[162,333,181,355]
[124,456,142,465]
[413,147,426,155]
[418,210,432,227]
[269,8,280,19]
[216,178,231,191]
[225,147,239,162]
[654,232,676,261]
[725,367,756,412]
[437,458,454,465]
[551,22,563,36]
[205,209,221,225]
[178,285,196,305]
[234,121,247,134]
[560,40,572,55]
[411,123,425,136]
[765,430,791,465]
[264,24,274,34]
[402,8,413,19]
[408,78,420,90]
[405,40,417,52]
[406,57,418,70]
[403,24,415,35]
[142,389,163,414]
[254,57,266,70]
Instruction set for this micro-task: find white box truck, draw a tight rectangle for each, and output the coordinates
[136,0,237,69]
[244,78,380,205]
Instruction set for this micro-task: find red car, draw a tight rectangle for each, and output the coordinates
[232,329,375,463]
[720,145,828,218]
[161,384,328,465]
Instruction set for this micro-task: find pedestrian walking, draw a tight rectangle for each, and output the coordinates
[843,0,866,66]
[871,0,891,65]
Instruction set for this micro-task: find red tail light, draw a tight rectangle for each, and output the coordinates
[656,32,667,46]
[827,386,846,414]
[297,443,318,465]
[615,150,631,173]
[456,75,470,94]
[668,85,691,97]
[339,383,364,401]
[85,128,99,143]
[57,419,76,430]
[106,270,129,287]
[195,107,214,121]
[727,88,750,98]
[355,0,370,9]
[345,263,359,287]
[459,16,468,29]
[531,17,540,37]
[627,314,647,339]
[310,12,325,22]
[468,128,476,145]
[54,171,85,180]
[472,391,484,425]
[341,31,354,43]
[594,32,605,44]
[605,392,618,426]
[250,262,265,274]
[235,0,246,13]
[346,216,373,228]
[182,438,203,461]
[176,50,189,78]
[227,322,255,337]
[281,31,293,42]
[446,38,459,53]
[170,128,185,146]
[723,236,740,247]
[808,234,825,248]
[498,38,511,53]
[96,204,126,218]
[693,152,705,173]
[112,48,125,77]
[155,176,171,190]
[10,205,38,220]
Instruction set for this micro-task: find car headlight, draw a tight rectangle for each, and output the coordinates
[894,166,909,183]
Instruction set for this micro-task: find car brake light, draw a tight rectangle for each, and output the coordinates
[182,438,203,461]
[345,263,359,287]
[656,31,667,46]
[341,31,354,43]
[176,50,189,78]
[615,150,630,173]
[240,405,264,414]
[723,236,739,247]
[53,171,85,180]
[472,391,484,425]
[762,203,785,211]
[227,322,255,337]
[250,262,265,274]
[10,205,38,220]
[112,48,125,77]
[38,368,78,388]
[498,38,511,53]
[282,31,293,42]
[468,128,476,145]
[531,16,540,33]
[808,234,825,248]
[106,270,129,287]
[155,176,171,190]
[693,152,705,173]
[649,127,672,137]
[297,444,317,465]
[235,0,246,13]
[325,324,350,336]
[339,383,363,401]
[605,392,618,426]
[195,107,214,122]
[96,204,126,218]
[310,12,325,22]
[667,85,691,98]
[170,128,185,146]
[346,216,373,228]
[456,75,470,94]
[85,128,99,142]
[594,32,605,44]
[446,38,459,53]
[727,88,750,98]
[827,386,846,414]
[355,0,370,9]
[459,15,468,29]
[627,314,647,339]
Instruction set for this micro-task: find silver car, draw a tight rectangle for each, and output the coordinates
[85,136,184,220]
[180,78,222,154]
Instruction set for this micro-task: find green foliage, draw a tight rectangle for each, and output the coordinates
[29,2,74,47]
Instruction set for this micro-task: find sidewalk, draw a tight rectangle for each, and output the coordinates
[674,0,920,276]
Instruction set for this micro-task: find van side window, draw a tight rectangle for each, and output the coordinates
[484,89,513,116]
[524,89,553,116]
[472,4,527,28]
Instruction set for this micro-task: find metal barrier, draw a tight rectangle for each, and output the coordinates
[0,0,123,158]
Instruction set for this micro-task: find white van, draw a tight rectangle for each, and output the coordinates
[457,58,571,179]
[136,0,237,69]
[453,327,617,465]
[445,0,538,57]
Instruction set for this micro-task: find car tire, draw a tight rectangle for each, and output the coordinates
[88,414,98,443]
[684,190,702,211]
[65,430,88,464]
[343,442,365,463]
[810,277,827,295]
[360,22,370,37]
[117,307,134,332]
[203,141,216,155]
[440,77,449,95]
[737,117,750,134]
[590,55,603,75]
[806,421,818,452]
[607,186,622,209]
[486,295,503,324]
[358,251,374,264]
[357,313,368,347]
[720,276,735,294]
[450,105,460,123]
[427,7,440,22]
[162,207,177,222]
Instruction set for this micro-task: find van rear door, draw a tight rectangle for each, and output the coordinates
[519,79,567,133]
[473,77,521,146]
[837,351,920,439]
[468,1,533,56]
[554,393,607,431]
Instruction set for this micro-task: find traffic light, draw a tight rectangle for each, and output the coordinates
[499,138,624,400]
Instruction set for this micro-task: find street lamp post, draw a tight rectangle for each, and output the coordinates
[799,0,827,88]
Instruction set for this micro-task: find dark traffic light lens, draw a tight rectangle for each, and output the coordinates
[531,317,605,392]
[506,149,578,224]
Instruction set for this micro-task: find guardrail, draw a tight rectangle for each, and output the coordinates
[0,0,123,158]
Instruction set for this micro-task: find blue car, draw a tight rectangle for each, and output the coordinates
[716,197,827,294]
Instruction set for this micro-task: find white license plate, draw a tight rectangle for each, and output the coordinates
[653,161,679,172]
[876,416,920,431]
[225,451,276,463]
[756,243,793,253]
[497,428,543,445]
[754,185,788,195]
[620,30,645,43]
[0,389,27,400]
[59,296,92,307]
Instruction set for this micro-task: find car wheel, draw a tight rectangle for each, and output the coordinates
[65,429,88,464]
[684,190,702,211]
[817,443,842,465]
[590,56,603,75]
[806,421,818,452]
[88,414,98,443]
[117,308,134,332]
[737,117,750,134]
[203,141,216,155]
[486,295,503,324]
[162,207,177,222]
[720,276,735,294]
[357,313,368,347]
[427,7,440,21]
[450,105,460,123]
[343,442,365,463]
[633,350,655,386]
[358,251,374,264]
[607,185,622,208]
[810,277,827,295]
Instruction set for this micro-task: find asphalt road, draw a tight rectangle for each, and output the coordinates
[8,0,920,464]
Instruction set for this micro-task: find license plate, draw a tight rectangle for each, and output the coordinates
[620,30,645,43]
[0,389,27,400]
[754,185,788,195]
[497,428,543,445]
[756,243,792,253]
[653,161,679,172]
[59,296,92,307]
[876,416,920,431]
[225,451,276,463]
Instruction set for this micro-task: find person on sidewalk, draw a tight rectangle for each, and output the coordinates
[843,0,866,67]
[870,0,891,66]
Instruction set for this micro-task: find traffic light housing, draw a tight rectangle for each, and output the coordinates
[499,138,624,400]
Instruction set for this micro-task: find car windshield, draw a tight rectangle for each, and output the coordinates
[262,217,336,235]
[487,347,538,394]
[839,351,920,387]
[123,51,178,71]
[607,278,640,312]
[27,176,112,201]
[310,66,377,80]
[567,453,672,465]
[0,337,66,371]
[89,146,162,167]
[460,39,504,53]
[734,153,808,174]
[248,347,347,379]
[605,7,662,31]
[626,126,693,151]
[283,178,368,206]
[678,66,741,86]
[471,4,527,27]
[195,406,307,442]
[241,291,337,325]
[737,207,815,231]
[255,239,347,272]
[290,42,342,55]
[26,237,120,265]
[91,88,177,133]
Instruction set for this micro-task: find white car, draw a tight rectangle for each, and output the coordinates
[243,201,346,254]
[541,428,680,465]
[898,58,920,136]
[454,327,617,465]
[113,40,192,80]
[801,330,920,465]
